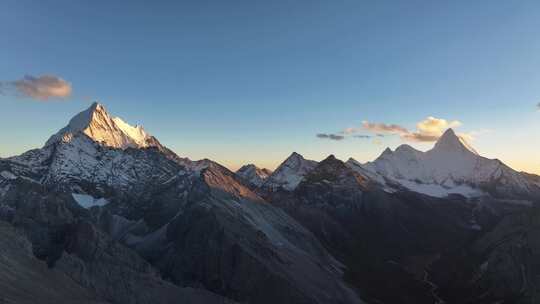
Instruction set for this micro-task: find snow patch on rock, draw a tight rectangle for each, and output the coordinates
[396,179,484,198]
[72,193,109,209]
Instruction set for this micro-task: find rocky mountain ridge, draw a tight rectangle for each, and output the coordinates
[2,102,539,304]
[0,103,363,304]
[235,164,272,187]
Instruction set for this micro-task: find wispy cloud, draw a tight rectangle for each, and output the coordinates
[362,121,409,134]
[537,102,540,111]
[340,127,363,135]
[316,116,479,143]
[353,135,371,139]
[316,128,373,141]
[1,75,72,101]
[401,133,440,142]
[316,133,345,141]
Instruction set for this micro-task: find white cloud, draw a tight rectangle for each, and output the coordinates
[415,116,461,137]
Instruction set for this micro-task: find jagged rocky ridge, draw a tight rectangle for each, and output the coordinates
[0,103,362,304]
[235,164,272,187]
[261,154,539,303]
[261,152,318,191]
[256,129,540,203]
[2,102,540,304]
[248,132,540,303]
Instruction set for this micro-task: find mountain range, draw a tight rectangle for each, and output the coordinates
[1,102,539,304]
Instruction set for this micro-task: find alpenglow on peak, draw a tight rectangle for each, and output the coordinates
[45,102,162,149]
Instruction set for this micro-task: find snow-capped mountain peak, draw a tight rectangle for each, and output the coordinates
[45,102,162,149]
[262,152,318,191]
[431,128,478,155]
[359,128,540,199]
[377,147,393,160]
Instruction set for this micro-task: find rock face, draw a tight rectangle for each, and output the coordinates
[0,221,104,304]
[57,220,232,304]
[431,207,540,304]
[92,162,363,304]
[0,179,229,304]
[235,164,272,187]
[3,103,540,304]
[0,103,363,304]
[264,155,527,303]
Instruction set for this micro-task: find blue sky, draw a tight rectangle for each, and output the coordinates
[1,0,540,172]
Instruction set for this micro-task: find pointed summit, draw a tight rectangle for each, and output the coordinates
[236,164,272,187]
[316,154,346,172]
[288,151,303,160]
[323,154,337,161]
[92,101,104,111]
[435,128,458,144]
[304,154,370,187]
[303,155,348,182]
[432,128,478,155]
[262,152,318,191]
[375,147,393,161]
[317,155,346,169]
[45,102,163,149]
[281,152,309,167]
